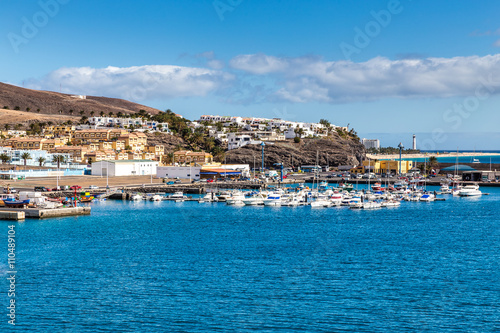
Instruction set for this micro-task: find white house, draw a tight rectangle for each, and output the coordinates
[92,160,158,176]
[156,166,201,180]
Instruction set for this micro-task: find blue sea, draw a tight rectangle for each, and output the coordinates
[387,151,500,164]
[1,186,499,332]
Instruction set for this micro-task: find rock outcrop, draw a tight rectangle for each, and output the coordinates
[226,134,365,168]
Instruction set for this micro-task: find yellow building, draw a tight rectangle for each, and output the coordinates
[51,146,89,163]
[74,129,112,143]
[362,160,414,174]
[173,150,213,165]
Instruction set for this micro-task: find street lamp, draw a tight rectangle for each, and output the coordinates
[398,142,404,175]
[260,142,265,174]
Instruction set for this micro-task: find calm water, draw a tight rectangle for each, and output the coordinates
[1,187,499,332]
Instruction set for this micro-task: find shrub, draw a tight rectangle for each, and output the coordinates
[294,137,301,143]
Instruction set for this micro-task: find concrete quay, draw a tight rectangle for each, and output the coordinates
[0,207,91,219]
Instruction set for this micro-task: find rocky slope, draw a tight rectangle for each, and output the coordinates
[226,134,365,168]
[0,82,161,119]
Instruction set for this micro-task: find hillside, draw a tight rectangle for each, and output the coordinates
[226,134,365,168]
[0,82,161,121]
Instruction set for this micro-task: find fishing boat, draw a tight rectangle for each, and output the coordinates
[3,199,30,207]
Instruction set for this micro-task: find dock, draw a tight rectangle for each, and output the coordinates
[0,207,91,219]
[0,210,25,220]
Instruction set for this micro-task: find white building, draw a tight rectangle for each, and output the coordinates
[0,147,71,167]
[92,160,158,176]
[361,139,380,150]
[412,134,417,150]
[88,117,169,132]
[156,166,201,180]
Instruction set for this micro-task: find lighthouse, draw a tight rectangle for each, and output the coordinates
[412,134,416,150]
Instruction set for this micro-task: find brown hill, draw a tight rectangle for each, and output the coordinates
[0,82,161,120]
[227,135,365,168]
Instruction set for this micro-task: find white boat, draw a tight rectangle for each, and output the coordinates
[149,194,162,201]
[440,184,452,194]
[319,181,329,190]
[310,198,330,208]
[382,200,401,207]
[170,191,188,201]
[363,201,381,210]
[216,191,232,202]
[130,194,143,201]
[419,193,435,202]
[458,184,482,197]
[226,191,246,205]
[199,192,218,203]
[263,193,282,206]
[243,193,266,206]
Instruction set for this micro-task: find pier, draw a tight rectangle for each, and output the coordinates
[0,207,91,219]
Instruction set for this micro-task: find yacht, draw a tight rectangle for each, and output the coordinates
[243,192,266,206]
[363,201,381,210]
[199,192,218,203]
[440,184,452,194]
[130,194,143,201]
[226,191,246,205]
[263,192,282,206]
[458,184,482,197]
[419,193,435,202]
[149,194,162,201]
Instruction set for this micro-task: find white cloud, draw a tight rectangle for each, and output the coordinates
[28,65,234,101]
[229,53,500,103]
[230,53,289,74]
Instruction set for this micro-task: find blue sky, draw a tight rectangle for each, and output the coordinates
[2,0,500,149]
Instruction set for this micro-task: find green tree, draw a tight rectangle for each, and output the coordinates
[51,154,66,169]
[26,107,31,112]
[37,156,46,166]
[90,111,95,117]
[4,124,9,131]
[79,110,84,116]
[0,153,10,164]
[21,152,31,166]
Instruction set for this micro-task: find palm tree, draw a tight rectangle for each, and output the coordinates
[100,111,105,117]
[21,152,31,166]
[37,156,46,166]
[52,154,66,169]
[0,153,10,164]
[90,111,95,117]
[79,110,84,116]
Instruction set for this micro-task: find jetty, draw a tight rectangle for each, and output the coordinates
[0,207,91,219]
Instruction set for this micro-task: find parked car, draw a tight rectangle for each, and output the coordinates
[52,187,61,191]
[70,185,82,190]
[34,186,50,192]
[88,185,99,189]
[166,181,175,185]
[174,179,182,184]
[207,179,214,183]
[4,188,17,193]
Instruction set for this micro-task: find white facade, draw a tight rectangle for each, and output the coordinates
[92,160,158,176]
[88,117,170,132]
[156,166,201,179]
[361,139,380,149]
[0,147,71,167]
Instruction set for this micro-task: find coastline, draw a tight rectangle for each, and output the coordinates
[366,152,500,160]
